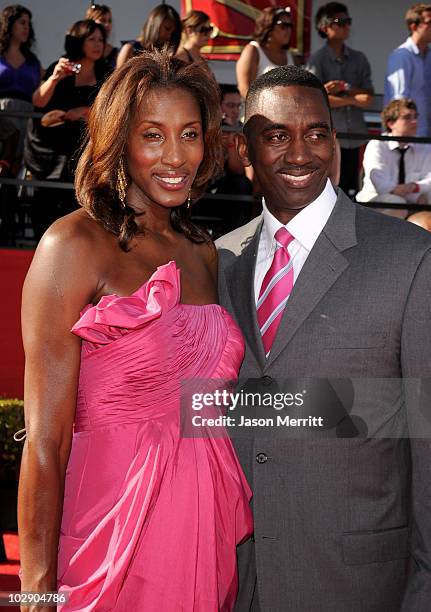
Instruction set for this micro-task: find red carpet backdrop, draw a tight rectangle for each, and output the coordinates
[0,250,34,398]
[0,532,20,612]
[181,0,312,60]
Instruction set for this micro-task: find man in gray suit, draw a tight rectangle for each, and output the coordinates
[217,66,431,611]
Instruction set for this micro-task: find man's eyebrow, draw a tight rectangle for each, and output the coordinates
[261,123,288,132]
[308,122,331,130]
[260,121,331,133]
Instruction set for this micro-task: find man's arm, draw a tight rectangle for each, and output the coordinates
[364,140,397,194]
[400,246,431,611]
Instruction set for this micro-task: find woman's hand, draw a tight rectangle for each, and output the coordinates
[51,58,75,82]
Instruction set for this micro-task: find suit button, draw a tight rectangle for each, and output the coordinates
[256,452,268,464]
[261,375,273,386]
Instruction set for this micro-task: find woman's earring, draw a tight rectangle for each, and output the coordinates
[116,158,127,209]
[187,191,192,210]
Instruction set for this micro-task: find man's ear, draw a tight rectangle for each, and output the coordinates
[235,132,252,167]
[331,128,337,152]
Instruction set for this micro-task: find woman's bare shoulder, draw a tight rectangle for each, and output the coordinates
[39,208,109,251]
[30,209,114,294]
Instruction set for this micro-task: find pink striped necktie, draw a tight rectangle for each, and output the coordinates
[257,227,295,357]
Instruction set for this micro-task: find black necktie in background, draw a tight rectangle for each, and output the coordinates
[398,147,408,184]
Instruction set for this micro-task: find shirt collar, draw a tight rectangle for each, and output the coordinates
[262,178,338,252]
[326,42,349,60]
[385,132,415,151]
[404,36,427,56]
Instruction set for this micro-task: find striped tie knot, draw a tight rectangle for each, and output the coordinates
[275,227,294,250]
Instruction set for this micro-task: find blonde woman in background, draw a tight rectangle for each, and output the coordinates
[175,10,212,70]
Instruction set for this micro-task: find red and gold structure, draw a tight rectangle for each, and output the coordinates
[181,1,312,60]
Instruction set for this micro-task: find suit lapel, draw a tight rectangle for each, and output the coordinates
[225,220,267,368]
[265,191,358,370]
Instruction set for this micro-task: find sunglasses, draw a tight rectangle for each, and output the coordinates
[197,25,213,34]
[275,20,293,29]
[331,16,352,27]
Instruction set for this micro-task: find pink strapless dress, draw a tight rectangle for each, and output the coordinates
[57,261,253,611]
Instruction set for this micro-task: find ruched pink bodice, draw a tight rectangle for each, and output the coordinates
[57,261,253,611]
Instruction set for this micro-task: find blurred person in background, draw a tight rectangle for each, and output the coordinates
[175,9,212,71]
[220,83,242,129]
[209,84,253,231]
[384,3,431,137]
[0,4,41,171]
[117,4,181,67]
[86,3,118,69]
[236,6,295,99]
[307,2,373,197]
[217,84,251,196]
[24,19,111,238]
[356,98,431,218]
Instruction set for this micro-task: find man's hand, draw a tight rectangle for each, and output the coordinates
[392,183,418,197]
[352,93,373,108]
[324,80,346,95]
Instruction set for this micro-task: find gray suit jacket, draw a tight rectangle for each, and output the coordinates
[217,191,431,612]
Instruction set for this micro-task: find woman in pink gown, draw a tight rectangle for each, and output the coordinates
[18,51,252,611]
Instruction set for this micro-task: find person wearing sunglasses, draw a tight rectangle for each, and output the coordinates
[384,3,431,138]
[307,2,373,197]
[236,6,296,99]
[175,9,212,71]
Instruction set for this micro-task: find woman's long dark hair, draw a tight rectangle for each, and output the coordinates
[75,50,223,252]
[138,4,182,55]
[0,4,36,60]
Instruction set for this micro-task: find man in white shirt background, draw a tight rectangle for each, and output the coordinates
[356,97,431,217]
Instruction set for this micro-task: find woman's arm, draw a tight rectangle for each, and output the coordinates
[32,59,73,108]
[236,44,258,99]
[116,43,134,69]
[19,216,100,610]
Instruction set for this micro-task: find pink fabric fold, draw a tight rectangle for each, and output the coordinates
[71,261,180,344]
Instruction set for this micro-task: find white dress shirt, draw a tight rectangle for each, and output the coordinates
[254,179,338,303]
[356,137,431,203]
